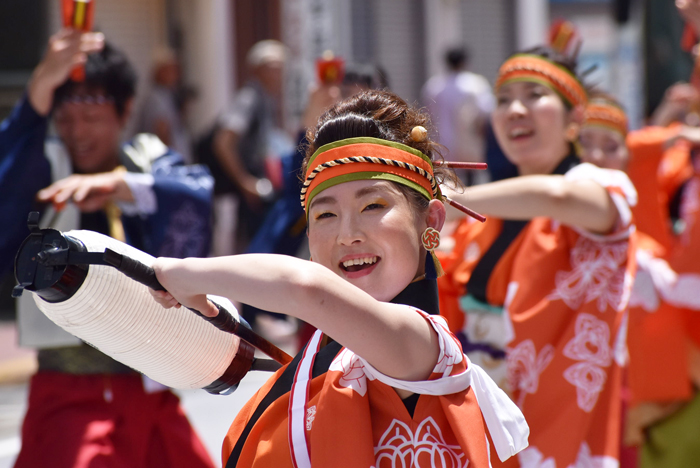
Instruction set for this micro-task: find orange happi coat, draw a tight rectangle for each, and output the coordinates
[222,308,528,468]
[439,163,637,467]
[622,230,693,446]
[666,161,700,370]
[625,126,699,408]
[626,232,692,407]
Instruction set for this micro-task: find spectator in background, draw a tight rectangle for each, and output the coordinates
[421,46,494,185]
[137,47,193,163]
[0,29,215,468]
[197,40,293,256]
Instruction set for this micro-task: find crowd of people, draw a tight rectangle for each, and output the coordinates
[2,1,700,467]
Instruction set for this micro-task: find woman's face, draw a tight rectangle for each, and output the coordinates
[307,179,428,301]
[578,126,629,172]
[492,81,573,175]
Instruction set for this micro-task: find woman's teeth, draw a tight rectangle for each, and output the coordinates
[342,256,378,268]
[510,128,532,138]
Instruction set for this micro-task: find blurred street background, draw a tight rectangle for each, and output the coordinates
[3,0,680,135]
[0,0,694,466]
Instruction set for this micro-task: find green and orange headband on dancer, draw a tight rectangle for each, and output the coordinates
[495,53,588,108]
[583,97,628,137]
[300,131,486,277]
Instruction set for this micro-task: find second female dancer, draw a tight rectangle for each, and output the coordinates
[439,48,637,467]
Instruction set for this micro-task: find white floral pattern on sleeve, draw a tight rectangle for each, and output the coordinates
[428,313,464,376]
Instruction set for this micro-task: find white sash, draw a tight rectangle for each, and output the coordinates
[288,330,323,468]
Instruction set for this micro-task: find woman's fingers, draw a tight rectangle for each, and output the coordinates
[148,289,181,309]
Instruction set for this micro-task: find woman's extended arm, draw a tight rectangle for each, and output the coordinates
[152,254,440,382]
[445,174,619,233]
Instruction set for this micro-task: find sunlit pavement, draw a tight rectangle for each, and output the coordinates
[0,370,270,468]
[0,384,24,468]
[176,371,270,467]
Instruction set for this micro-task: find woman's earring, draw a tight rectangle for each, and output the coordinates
[421,227,440,251]
[565,123,580,142]
[422,227,444,279]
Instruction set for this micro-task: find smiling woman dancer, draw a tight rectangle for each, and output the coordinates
[438,49,637,467]
[150,89,528,468]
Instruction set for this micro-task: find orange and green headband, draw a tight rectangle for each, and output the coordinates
[495,54,588,108]
[583,100,628,136]
[301,137,440,212]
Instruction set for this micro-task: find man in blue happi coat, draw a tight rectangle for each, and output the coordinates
[0,29,216,468]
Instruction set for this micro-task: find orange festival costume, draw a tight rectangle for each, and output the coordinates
[624,126,700,467]
[666,156,700,380]
[625,125,699,396]
[221,280,529,468]
[624,231,693,447]
[439,162,638,467]
[658,163,700,465]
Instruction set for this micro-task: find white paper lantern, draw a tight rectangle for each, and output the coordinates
[31,230,245,391]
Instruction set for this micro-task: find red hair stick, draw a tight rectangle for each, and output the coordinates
[442,196,486,223]
[434,161,488,170]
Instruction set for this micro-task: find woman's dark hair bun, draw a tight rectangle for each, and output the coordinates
[314,113,385,149]
[306,89,435,158]
[303,89,459,191]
